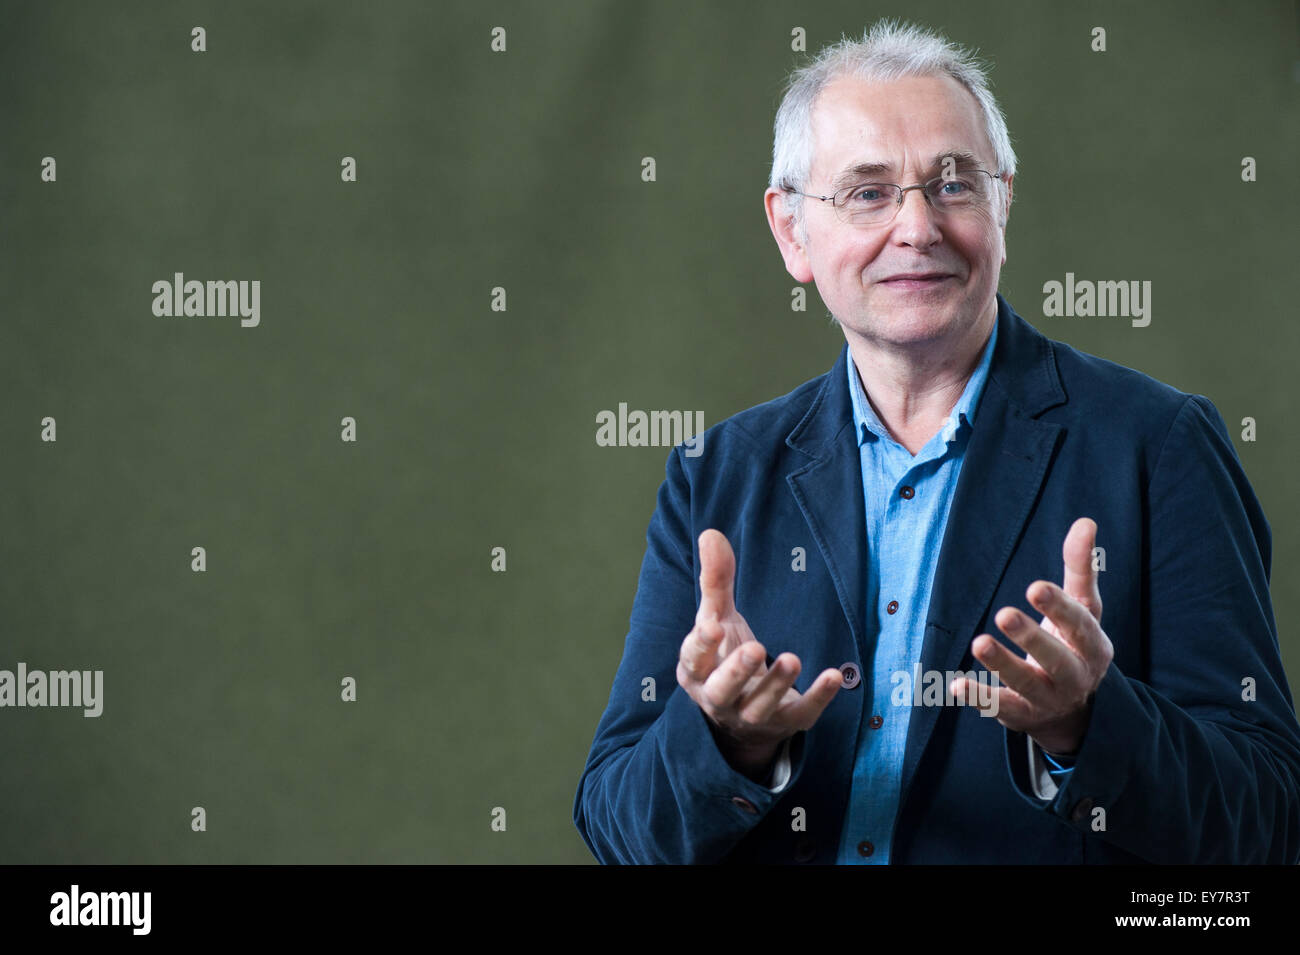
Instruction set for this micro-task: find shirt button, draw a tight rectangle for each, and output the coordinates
[869,715,883,729]
[899,486,914,500]
[886,600,899,614]
[857,840,874,857]
[839,662,861,689]
[793,839,816,863]
[731,796,758,814]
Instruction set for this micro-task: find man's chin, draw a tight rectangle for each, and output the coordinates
[845,298,980,343]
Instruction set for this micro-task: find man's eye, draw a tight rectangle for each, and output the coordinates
[851,186,887,202]
[938,178,974,196]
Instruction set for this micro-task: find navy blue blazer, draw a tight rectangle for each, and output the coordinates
[574,293,1300,864]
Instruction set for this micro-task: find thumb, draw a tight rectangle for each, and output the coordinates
[1061,516,1102,623]
[697,529,737,621]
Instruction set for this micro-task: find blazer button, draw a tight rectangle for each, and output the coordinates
[839,662,861,689]
[1070,797,1094,823]
[793,838,816,863]
[869,714,883,729]
[731,796,758,814]
[857,840,874,857]
[899,486,914,499]
[886,600,899,614]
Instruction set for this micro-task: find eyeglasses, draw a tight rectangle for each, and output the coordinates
[783,168,1004,226]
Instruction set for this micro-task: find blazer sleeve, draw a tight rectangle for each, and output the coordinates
[573,445,810,864]
[1006,394,1300,863]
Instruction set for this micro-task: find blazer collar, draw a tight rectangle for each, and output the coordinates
[785,292,1066,458]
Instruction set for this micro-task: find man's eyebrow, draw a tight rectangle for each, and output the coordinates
[829,150,986,188]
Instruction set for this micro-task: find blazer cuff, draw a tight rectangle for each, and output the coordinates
[660,685,805,822]
[1005,661,1130,828]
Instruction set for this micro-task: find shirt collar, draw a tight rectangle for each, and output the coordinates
[847,315,999,448]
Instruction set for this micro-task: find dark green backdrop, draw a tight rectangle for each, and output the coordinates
[2,0,1296,862]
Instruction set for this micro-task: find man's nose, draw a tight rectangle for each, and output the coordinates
[890,187,943,247]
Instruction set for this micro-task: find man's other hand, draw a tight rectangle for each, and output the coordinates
[953,516,1113,756]
[676,529,843,780]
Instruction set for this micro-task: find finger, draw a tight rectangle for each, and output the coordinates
[950,672,1036,729]
[678,615,727,683]
[1026,581,1107,663]
[995,605,1080,680]
[778,667,846,730]
[697,529,737,623]
[969,633,1054,710]
[736,653,802,724]
[980,685,1035,731]
[701,642,766,709]
[1060,517,1102,623]
[949,674,1007,717]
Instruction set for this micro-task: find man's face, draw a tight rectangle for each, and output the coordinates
[767,72,1012,348]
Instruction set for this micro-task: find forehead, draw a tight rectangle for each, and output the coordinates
[808,73,993,182]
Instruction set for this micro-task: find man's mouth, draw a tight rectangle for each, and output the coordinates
[879,272,954,289]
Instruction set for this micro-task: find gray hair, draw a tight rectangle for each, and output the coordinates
[770,19,1017,246]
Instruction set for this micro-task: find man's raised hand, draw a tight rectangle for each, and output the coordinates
[952,516,1113,756]
[676,529,843,779]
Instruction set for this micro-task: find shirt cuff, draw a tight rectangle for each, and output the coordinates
[1027,736,1071,801]
[1043,748,1077,773]
[764,736,793,793]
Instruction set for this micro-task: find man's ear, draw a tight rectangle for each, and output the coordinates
[997,174,1013,266]
[764,187,815,284]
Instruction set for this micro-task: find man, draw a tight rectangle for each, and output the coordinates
[573,20,1300,864]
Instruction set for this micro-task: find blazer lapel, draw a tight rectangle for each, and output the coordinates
[785,344,871,659]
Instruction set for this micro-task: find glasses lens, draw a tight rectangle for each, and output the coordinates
[926,174,991,208]
[835,183,899,223]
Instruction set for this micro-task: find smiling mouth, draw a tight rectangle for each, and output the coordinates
[879,274,954,289]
